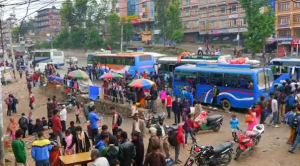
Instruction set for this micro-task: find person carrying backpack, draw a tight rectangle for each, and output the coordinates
[168,125,185,164]
[100,143,119,163]
[18,113,29,138]
[111,106,122,136]
[287,106,297,144]
[289,112,300,153]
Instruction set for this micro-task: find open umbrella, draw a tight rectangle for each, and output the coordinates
[67,70,89,80]
[99,73,123,79]
[128,79,155,89]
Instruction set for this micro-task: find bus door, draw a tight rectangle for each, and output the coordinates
[290,66,300,81]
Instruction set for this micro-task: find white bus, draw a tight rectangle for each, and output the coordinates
[31,49,65,68]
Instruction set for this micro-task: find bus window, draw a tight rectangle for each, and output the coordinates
[224,73,238,88]
[119,57,125,65]
[87,54,94,61]
[239,74,253,89]
[53,52,62,56]
[210,73,223,86]
[257,71,271,90]
[198,72,209,85]
[125,58,134,66]
[139,55,152,61]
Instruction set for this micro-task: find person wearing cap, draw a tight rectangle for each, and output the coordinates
[60,105,67,132]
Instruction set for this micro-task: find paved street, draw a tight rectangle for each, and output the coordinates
[2,72,300,166]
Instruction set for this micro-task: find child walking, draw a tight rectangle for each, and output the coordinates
[230,115,239,138]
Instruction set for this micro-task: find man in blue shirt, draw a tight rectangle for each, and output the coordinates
[96,133,109,153]
[289,114,300,153]
[89,106,100,145]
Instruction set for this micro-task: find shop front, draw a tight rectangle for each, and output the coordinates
[198,28,246,45]
[275,37,293,56]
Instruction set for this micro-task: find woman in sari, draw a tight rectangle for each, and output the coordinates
[6,118,17,140]
[247,106,258,131]
[49,133,61,166]
[63,129,74,155]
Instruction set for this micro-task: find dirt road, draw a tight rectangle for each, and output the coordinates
[2,77,300,166]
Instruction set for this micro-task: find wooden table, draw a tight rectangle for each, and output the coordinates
[59,152,92,166]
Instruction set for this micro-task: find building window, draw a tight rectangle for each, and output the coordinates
[201,10,206,17]
[231,6,238,13]
[220,7,227,14]
[294,29,300,37]
[278,16,290,24]
[200,0,206,5]
[209,0,216,3]
[185,22,191,28]
[193,21,199,28]
[294,15,300,23]
[116,8,120,13]
[294,2,300,8]
[209,21,217,29]
[278,30,291,37]
[200,22,205,29]
[240,18,247,25]
[229,19,238,27]
[209,9,216,16]
[190,10,195,16]
[185,10,190,16]
[142,2,147,7]
[219,20,227,28]
[185,0,190,5]
[278,2,290,11]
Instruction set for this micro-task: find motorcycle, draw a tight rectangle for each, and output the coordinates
[233,125,264,160]
[194,114,224,133]
[144,112,165,128]
[58,93,77,111]
[185,141,235,166]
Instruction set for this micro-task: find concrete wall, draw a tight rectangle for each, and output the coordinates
[39,86,132,116]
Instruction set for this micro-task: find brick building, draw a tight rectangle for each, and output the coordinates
[34,6,61,38]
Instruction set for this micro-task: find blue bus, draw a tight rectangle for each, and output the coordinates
[269,58,300,85]
[87,52,155,76]
[173,63,273,110]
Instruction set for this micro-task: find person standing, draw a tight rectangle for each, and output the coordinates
[131,132,144,166]
[5,94,13,116]
[60,105,67,132]
[150,86,158,113]
[69,126,91,154]
[96,133,109,153]
[131,113,145,138]
[27,112,34,136]
[89,105,100,145]
[12,129,27,166]
[18,69,23,78]
[11,94,18,114]
[31,131,53,166]
[289,113,300,154]
[111,106,121,136]
[52,96,58,109]
[75,103,81,124]
[143,145,166,166]
[230,115,239,138]
[172,97,181,125]
[83,100,90,122]
[270,96,279,128]
[175,126,185,164]
[52,109,63,144]
[166,93,172,119]
[287,106,297,144]
[119,131,136,166]
[90,149,110,166]
[184,115,197,145]
[29,92,34,110]
[211,84,219,109]
[47,98,54,119]
[7,118,18,140]
[18,113,28,139]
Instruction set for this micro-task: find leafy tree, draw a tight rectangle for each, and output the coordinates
[121,18,134,44]
[11,27,19,42]
[153,0,169,44]
[73,0,89,27]
[53,28,71,48]
[70,28,85,48]
[240,0,275,58]
[85,27,104,49]
[166,0,183,44]
[109,13,120,49]
[60,0,75,27]
[86,0,110,29]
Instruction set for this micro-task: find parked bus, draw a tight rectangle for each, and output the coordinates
[87,52,116,65]
[89,52,155,75]
[173,63,273,110]
[31,49,65,68]
[269,58,300,85]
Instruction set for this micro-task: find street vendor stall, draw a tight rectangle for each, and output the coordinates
[47,75,63,89]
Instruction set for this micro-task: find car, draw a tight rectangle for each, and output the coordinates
[66,57,78,64]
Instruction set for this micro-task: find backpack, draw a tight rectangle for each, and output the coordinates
[116,113,123,126]
[292,114,300,129]
[13,98,18,104]
[168,131,179,147]
[19,117,28,129]
[103,146,119,162]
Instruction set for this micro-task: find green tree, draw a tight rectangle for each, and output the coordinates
[11,27,19,42]
[109,13,120,49]
[240,0,275,58]
[53,28,71,48]
[85,27,104,49]
[70,28,85,48]
[121,18,134,44]
[60,0,75,27]
[153,0,169,44]
[166,0,183,44]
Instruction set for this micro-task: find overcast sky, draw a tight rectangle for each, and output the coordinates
[1,0,63,21]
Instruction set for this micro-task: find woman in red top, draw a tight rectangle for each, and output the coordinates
[166,93,172,118]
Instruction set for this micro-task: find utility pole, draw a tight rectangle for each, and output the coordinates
[120,25,123,52]
[8,25,17,80]
[0,8,5,166]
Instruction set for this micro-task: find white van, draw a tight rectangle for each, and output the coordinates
[34,63,47,73]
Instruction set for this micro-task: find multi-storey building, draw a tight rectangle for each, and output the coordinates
[34,6,61,37]
[115,0,155,41]
[2,13,18,45]
[275,0,300,56]
[181,0,247,45]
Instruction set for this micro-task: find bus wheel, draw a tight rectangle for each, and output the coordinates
[221,99,231,111]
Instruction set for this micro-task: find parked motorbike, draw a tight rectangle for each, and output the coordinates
[144,112,165,128]
[58,93,77,111]
[185,141,234,166]
[233,125,264,160]
[194,114,224,133]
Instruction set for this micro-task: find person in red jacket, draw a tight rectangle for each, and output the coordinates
[166,93,172,119]
[52,109,63,144]
[175,125,185,164]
